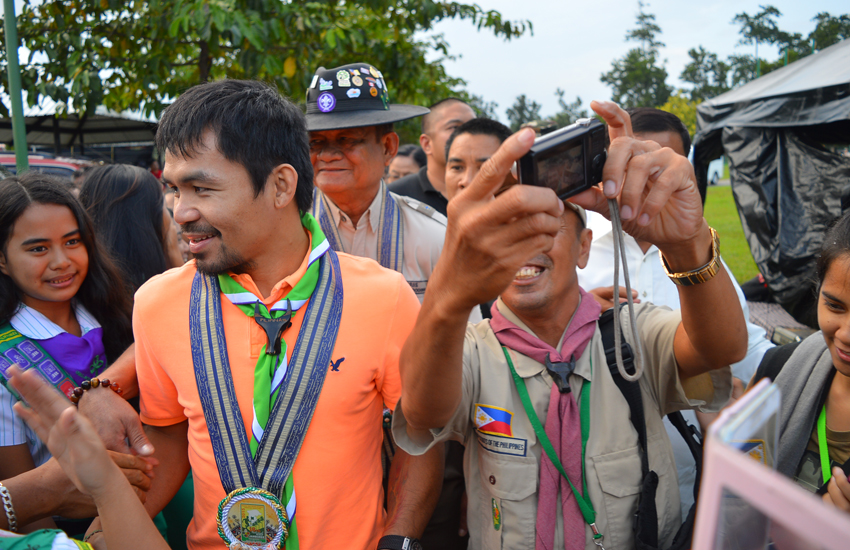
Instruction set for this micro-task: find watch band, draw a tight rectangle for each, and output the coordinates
[661,227,721,286]
[377,535,422,550]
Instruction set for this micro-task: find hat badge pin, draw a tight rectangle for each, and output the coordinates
[336,70,351,88]
[317,92,336,113]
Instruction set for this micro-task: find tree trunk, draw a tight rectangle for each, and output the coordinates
[198,40,210,82]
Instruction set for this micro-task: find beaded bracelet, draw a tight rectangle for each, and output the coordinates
[70,377,123,404]
[0,481,17,532]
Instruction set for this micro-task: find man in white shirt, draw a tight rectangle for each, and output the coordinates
[577,107,774,518]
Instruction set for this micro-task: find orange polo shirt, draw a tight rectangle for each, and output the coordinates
[134,238,420,550]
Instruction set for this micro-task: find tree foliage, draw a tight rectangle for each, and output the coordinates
[678,8,848,102]
[659,91,699,137]
[680,47,730,102]
[600,1,671,109]
[0,0,530,118]
[549,89,587,128]
[505,94,541,131]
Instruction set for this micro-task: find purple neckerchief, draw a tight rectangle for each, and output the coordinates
[36,327,107,385]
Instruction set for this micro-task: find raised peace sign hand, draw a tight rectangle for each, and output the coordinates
[570,101,710,271]
[434,128,565,313]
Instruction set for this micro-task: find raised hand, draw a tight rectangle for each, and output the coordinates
[9,366,128,501]
[571,101,707,261]
[436,127,565,312]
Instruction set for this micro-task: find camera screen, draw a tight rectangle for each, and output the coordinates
[536,140,584,197]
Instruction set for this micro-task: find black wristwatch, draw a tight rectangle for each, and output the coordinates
[377,535,423,550]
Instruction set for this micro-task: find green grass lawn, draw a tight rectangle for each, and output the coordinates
[703,186,760,284]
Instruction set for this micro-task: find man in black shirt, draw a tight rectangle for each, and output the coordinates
[388,98,475,215]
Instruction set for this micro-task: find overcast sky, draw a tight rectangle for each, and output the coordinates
[422,0,847,120]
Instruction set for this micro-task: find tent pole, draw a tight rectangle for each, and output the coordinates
[3,0,29,172]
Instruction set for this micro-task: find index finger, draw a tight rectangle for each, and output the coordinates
[8,366,72,425]
[463,127,536,202]
[590,100,633,140]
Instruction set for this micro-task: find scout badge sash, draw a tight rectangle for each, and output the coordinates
[0,324,85,401]
[191,213,343,550]
[311,181,403,272]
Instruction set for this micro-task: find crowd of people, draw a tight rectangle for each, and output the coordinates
[0,59,848,550]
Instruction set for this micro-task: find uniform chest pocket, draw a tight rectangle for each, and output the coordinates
[477,446,537,550]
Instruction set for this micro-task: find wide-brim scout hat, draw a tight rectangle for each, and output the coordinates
[305,62,429,132]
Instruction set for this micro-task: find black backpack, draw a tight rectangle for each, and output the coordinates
[598,308,703,550]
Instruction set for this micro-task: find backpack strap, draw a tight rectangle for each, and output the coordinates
[753,340,802,384]
[599,308,648,475]
[599,308,702,550]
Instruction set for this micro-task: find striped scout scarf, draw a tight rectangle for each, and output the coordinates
[216,212,330,549]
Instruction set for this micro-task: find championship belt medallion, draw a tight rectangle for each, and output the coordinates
[217,488,289,550]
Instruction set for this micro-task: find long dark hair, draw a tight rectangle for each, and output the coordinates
[817,210,850,290]
[0,173,133,362]
[79,164,168,292]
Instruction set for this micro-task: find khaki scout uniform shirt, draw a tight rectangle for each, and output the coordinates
[318,181,482,321]
[318,181,445,298]
[394,299,731,550]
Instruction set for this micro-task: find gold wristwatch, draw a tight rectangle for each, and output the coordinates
[661,227,720,286]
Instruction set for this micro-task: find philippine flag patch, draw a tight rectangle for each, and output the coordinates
[474,404,513,437]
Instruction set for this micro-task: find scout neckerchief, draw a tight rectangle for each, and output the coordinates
[191,213,343,550]
[311,181,403,272]
[490,293,605,549]
[0,325,84,401]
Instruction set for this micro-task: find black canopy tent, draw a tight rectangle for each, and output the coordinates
[692,39,850,325]
[0,104,156,155]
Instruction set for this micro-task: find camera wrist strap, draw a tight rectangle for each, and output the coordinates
[607,198,644,382]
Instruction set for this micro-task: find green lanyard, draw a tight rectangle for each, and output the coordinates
[818,404,832,485]
[502,347,604,543]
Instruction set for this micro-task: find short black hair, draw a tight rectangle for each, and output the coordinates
[445,118,513,160]
[156,79,313,212]
[396,144,427,168]
[422,97,471,134]
[627,107,692,157]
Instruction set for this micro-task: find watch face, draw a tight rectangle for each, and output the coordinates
[410,541,423,550]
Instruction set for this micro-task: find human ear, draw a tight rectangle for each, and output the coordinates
[420,133,432,156]
[269,164,299,210]
[382,132,400,166]
[0,251,7,276]
[576,227,593,270]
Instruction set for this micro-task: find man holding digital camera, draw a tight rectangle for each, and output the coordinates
[392,101,748,549]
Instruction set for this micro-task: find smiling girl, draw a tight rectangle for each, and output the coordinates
[755,209,850,514]
[0,173,133,531]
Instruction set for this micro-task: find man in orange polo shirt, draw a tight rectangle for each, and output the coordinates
[120,80,442,550]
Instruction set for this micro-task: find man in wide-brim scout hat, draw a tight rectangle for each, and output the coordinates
[306,62,463,306]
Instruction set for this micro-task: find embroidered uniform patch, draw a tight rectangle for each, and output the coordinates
[477,433,528,457]
[475,404,513,436]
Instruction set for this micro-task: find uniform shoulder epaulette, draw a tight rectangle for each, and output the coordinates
[392,193,448,226]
